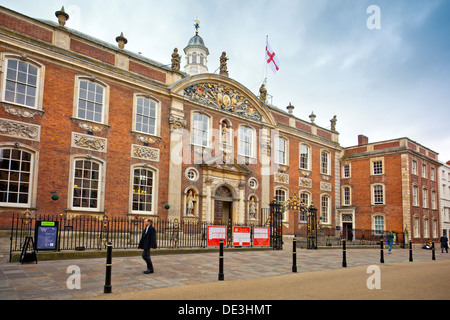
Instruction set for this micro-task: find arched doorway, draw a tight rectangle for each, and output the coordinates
[214,185,233,225]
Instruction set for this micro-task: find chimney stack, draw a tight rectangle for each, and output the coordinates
[358,135,369,146]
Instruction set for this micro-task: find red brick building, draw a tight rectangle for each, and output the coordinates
[0,5,342,234]
[340,135,441,243]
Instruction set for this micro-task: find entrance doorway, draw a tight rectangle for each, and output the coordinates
[342,222,353,241]
[214,200,232,225]
[214,186,234,225]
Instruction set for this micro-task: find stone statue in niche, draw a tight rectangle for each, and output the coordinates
[249,196,257,220]
[186,189,196,216]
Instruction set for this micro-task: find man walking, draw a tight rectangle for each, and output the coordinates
[440,234,448,253]
[138,219,157,274]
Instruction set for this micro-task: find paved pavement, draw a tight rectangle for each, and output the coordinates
[1,242,450,301]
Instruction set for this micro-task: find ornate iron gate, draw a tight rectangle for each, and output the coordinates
[268,194,319,250]
[269,199,283,250]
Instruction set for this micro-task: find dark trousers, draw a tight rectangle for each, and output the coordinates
[142,249,154,271]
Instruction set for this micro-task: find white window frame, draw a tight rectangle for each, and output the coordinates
[422,187,428,208]
[413,216,420,238]
[342,163,351,178]
[68,155,105,212]
[275,136,288,165]
[0,53,45,111]
[275,187,288,222]
[371,159,384,175]
[133,94,160,137]
[342,186,352,206]
[0,146,37,208]
[413,185,419,206]
[192,112,211,148]
[374,215,385,235]
[371,184,385,205]
[299,144,311,171]
[73,75,110,125]
[238,125,256,158]
[412,160,417,175]
[130,164,158,215]
[320,194,331,224]
[299,191,310,222]
[422,163,427,178]
[320,150,330,175]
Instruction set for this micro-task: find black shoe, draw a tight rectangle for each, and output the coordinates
[143,269,154,274]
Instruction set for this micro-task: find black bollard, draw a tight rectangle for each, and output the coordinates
[342,239,347,268]
[432,242,436,261]
[104,242,112,294]
[292,237,297,273]
[409,240,413,262]
[380,239,384,264]
[218,239,224,281]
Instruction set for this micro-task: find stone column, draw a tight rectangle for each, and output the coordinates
[167,103,187,220]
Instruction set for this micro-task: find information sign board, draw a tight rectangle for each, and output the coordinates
[207,226,227,247]
[35,221,59,251]
[233,226,251,247]
[254,227,270,247]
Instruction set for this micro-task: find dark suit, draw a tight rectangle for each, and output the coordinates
[138,224,157,272]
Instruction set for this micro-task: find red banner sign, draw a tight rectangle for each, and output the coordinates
[254,227,270,246]
[233,226,251,247]
[207,226,227,247]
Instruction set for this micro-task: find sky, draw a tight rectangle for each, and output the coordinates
[3,0,450,162]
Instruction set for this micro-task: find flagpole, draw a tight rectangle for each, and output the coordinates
[264,35,268,86]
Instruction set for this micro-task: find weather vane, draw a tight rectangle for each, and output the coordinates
[194,18,200,34]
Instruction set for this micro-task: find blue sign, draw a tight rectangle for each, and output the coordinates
[35,221,58,251]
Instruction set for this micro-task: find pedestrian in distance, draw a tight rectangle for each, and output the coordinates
[386,231,394,254]
[440,234,449,253]
[138,218,157,274]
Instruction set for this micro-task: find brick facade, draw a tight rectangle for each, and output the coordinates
[341,136,441,243]
[0,6,341,234]
[0,5,441,246]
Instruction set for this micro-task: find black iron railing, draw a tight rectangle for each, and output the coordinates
[9,213,273,255]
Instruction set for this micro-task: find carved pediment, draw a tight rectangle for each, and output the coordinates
[183,82,263,122]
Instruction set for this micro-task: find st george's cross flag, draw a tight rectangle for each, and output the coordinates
[265,42,280,73]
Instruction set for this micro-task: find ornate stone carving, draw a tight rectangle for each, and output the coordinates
[72,132,107,153]
[2,104,44,118]
[183,83,262,122]
[169,116,187,132]
[131,144,160,162]
[131,131,162,144]
[299,177,312,188]
[320,181,332,192]
[274,173,289,184]
[0,118,40,141]
[70,117,109,133]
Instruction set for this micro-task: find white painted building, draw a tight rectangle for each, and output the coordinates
[439,161,450,237]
